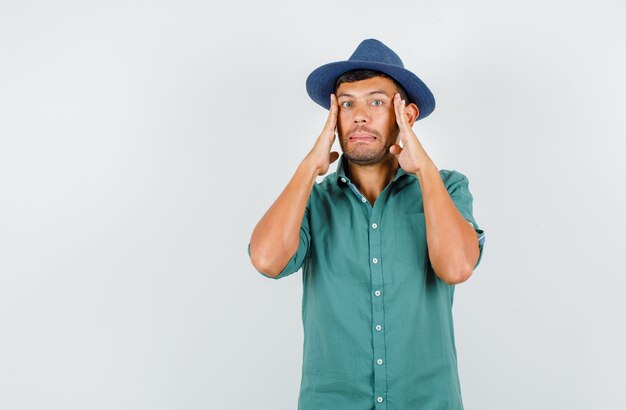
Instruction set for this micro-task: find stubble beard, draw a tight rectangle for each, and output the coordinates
[340,127,398,166]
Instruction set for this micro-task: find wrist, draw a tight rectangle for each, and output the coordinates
[414,159,438,180]
[300,156,323,177]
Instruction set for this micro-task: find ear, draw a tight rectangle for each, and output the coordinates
[406,102,419,126]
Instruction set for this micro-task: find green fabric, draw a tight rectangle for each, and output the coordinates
[248,154,485,410]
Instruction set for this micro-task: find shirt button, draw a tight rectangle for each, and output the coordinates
[375,325,382,331]
[374,290,381,296]
[372,257,378,264]
[361,197,367,203]
[377,359,384,365]
[371,223,378,229]
[377,396,384,403]
[341,177,346,183]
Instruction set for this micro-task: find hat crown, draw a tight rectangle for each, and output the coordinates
[348,39,404,68]
[306,38,435,120]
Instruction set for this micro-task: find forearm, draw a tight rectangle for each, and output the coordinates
[249,159,319,276]
[417,162,480,285]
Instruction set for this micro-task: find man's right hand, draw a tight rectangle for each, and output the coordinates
[249,94,340,277]
[304,94,340,176]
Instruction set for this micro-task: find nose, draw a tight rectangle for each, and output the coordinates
[352,104,370,123]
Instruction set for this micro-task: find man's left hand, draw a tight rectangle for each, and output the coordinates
[389,93,434,175]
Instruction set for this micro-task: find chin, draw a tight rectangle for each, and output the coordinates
[345,151,388,166]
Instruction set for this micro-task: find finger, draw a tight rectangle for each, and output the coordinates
[393,95,407,138]
[393,93,402,126]
[398,98,409,129]
[389,144,402,157]
[393,97,409,145]
[324,93,338,133]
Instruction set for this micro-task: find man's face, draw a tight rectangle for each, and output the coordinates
[336,76,401,166]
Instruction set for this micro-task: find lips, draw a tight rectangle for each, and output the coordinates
[349,133,376,141]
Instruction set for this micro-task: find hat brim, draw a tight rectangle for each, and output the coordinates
[306,60,435,121]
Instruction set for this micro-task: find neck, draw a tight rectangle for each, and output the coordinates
[345,154,399,205]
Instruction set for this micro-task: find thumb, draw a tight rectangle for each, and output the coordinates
[329,151,340,164]
[389,144,402,157]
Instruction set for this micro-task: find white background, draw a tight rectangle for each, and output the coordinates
[1,0,625,409]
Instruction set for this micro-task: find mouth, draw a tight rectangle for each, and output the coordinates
[349,133,376,142]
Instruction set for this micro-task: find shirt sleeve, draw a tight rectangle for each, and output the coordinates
[247,203,312,280]
[441,169,486,269]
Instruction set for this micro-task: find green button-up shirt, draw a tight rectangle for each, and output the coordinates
[249,154,485,410]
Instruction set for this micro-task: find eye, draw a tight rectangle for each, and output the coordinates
[340,101,352,108]
[371,100,383,106]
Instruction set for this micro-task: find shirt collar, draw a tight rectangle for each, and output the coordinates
[335,154,408,186]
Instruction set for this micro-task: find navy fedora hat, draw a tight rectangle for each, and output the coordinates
[306,39,435,120]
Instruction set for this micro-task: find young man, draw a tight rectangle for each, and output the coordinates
[248,39,485,409]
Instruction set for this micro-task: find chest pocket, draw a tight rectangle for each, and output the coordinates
[395,212,428,271]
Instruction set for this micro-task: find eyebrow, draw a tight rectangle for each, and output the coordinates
[337,90,390,98]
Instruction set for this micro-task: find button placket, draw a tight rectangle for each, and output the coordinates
[369,206,387,409]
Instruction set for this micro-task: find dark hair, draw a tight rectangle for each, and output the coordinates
[334,69,409,104]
